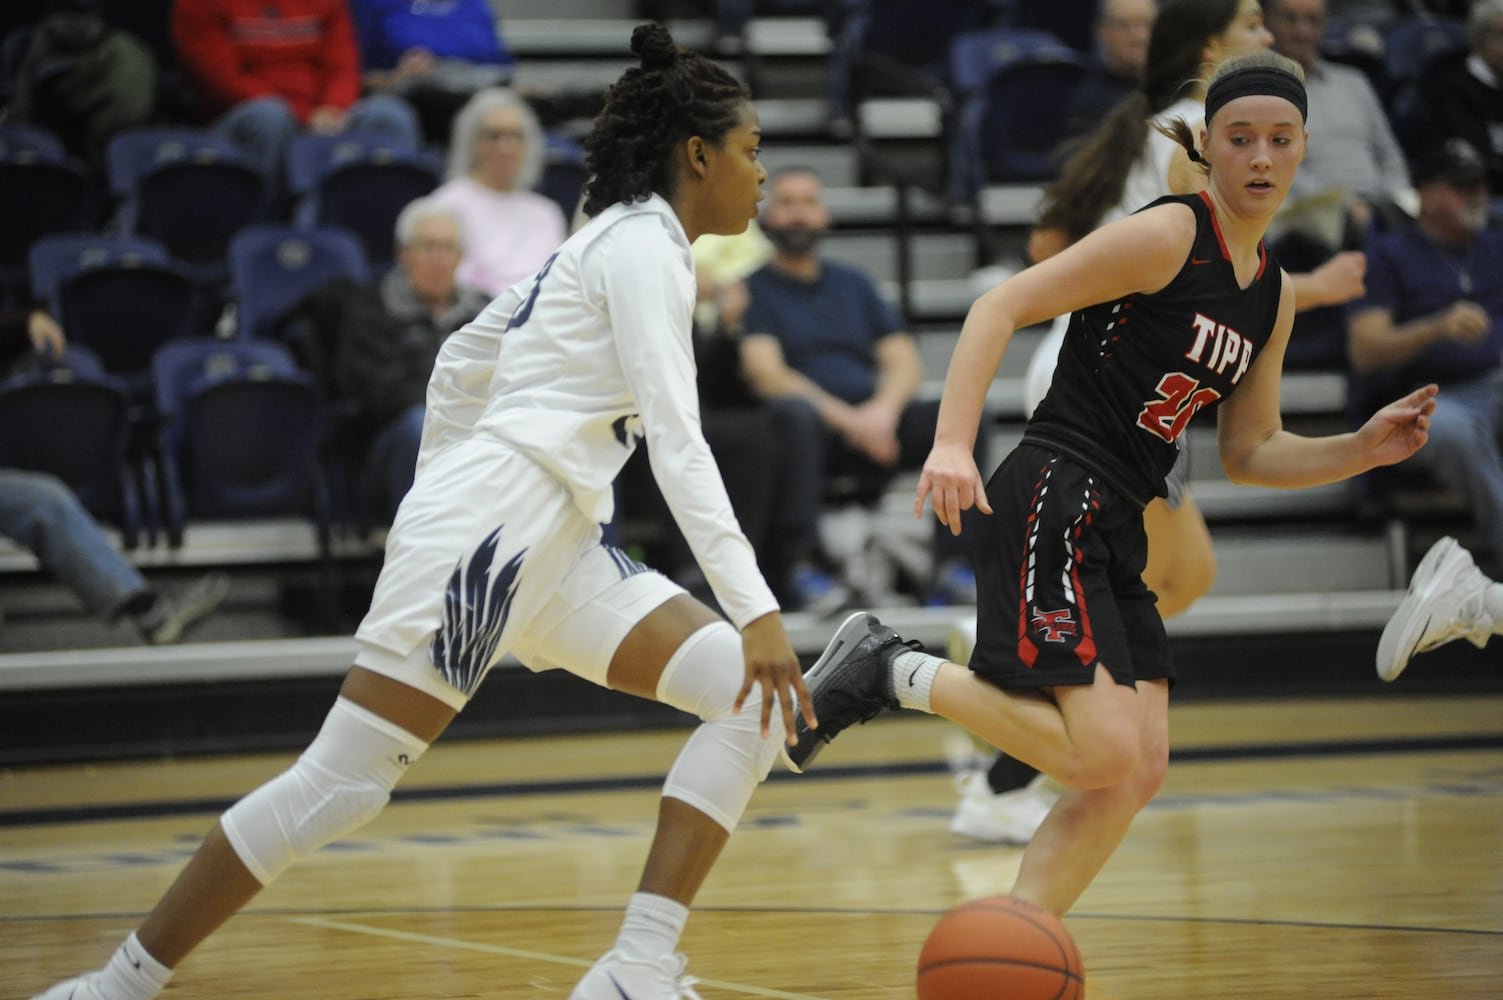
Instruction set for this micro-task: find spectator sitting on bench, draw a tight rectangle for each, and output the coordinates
[292,197,489,524]
[1347,137,1503,561]
[737,167,988,610]
[1349,137,1503,681]
[0,308,228,643]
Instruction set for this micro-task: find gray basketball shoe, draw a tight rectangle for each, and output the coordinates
[782,611,914,773]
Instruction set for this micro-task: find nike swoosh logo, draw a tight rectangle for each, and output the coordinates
[607,972,633,1000]
[124,944,141,970]
[1191,257,1212,265]
[908,666,921,687]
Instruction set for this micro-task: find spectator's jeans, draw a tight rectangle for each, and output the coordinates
[769,395,991,568]
[0,469,146,616]
[1410,370,1503,558]
[215,94,422,177]
[366,404,426,525]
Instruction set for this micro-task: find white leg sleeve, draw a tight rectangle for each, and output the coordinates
[654,622,784,832]
[220,697,429,885]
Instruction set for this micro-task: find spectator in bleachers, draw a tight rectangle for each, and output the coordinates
[7,0,157,171]
[0,308,228,644]
[171,0,420,177]
[1268,0,1411,228]
[738,166,987,610]
[1266,0,1412,368]
[429,88,568,297]
[1063,0,1158,141]
[294,197,489,524]
[348,0,514,146]
[1417,0,1503,200]
[1348,138,1503,565]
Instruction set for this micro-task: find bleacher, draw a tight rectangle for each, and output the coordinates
[2,0,1496,764]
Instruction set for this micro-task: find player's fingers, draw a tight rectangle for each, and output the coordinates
[915,472,933,518]
[733,673,755,715]
[758,672,776,738]
[974,478,993,515]
[793,669,816,730]
[944,489,963,536]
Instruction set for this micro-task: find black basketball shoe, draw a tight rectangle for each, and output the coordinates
[782,611,917,773]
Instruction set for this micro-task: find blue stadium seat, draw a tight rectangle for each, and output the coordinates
[0,367,145,549]
[0,121,68,160]
[0,125,91,306]
[948,27,1092,197]
[830,0,1008,120]
[106,127,270,277]
[150,338,331,550]
[286,134,439,269]
[538,131,588,224]
[229,224,369,342]
[28,234,197,391]
[1383,15,1468,99]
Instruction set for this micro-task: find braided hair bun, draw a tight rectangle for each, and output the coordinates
[631,23,679,70]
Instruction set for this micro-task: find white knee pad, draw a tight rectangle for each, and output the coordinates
[220,697,429,885]
[655,622,785,832]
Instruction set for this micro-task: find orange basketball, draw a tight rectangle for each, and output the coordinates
[917,896,1085,1000]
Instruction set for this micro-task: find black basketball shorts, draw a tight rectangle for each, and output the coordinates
[968,444,1174,691]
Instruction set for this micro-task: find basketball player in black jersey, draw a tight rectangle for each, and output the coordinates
[782,50,1439,919]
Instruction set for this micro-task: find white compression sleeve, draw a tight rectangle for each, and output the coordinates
[654,622,784,832]
[220,697,429,884]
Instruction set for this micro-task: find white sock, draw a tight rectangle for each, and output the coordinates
[93,932,172,1000]
[613,892,689,961]
[890,649,943,714]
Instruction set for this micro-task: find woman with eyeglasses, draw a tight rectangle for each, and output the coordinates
[431,87,569,296]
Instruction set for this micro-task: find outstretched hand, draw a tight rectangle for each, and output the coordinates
[735,613,815,744]
[1358,383,1438,468]
[915,443,992,535]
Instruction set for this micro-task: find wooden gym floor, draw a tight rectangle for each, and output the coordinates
[4,693,1502,999]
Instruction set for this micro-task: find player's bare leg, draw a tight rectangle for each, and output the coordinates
[1008,678,1169,914]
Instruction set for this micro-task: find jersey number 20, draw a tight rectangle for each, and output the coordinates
[1136,372,1221,443]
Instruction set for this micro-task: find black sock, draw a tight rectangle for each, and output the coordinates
[116,591,157,621]
[986,753,1038,794]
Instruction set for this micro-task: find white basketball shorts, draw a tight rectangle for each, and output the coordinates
[354,438,683,709]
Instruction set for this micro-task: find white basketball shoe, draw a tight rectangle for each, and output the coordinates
[31,975,108,1000]
[1377,537,1495,682]
[950,770,1059,845]
[570,950,702,1000]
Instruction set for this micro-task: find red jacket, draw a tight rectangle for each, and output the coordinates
[173,0,361,122]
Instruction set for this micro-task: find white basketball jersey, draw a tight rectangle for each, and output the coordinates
[416,195,777,628]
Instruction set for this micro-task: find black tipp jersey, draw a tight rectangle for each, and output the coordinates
[1024,192,1284,507]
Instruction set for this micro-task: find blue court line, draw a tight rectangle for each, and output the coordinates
[2,732,1500,828]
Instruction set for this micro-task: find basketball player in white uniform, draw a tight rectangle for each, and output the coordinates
[32,24,813,1000]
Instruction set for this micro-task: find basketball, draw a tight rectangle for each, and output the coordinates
[917,895,1085,1000]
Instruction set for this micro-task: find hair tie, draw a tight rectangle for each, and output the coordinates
[1186,147,1204,165]
[1204,65,1307,125]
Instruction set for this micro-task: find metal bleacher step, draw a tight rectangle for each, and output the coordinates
[823,230,975,285]
[506,18,714,55]
[0,589,1408,694]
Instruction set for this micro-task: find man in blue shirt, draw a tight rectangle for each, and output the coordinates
[1350,138,1503,679]
[739,167,986,610]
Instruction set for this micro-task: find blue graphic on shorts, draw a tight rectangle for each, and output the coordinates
[432,526,525,697]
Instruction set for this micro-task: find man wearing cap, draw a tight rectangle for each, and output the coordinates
[1348,137,1503,563]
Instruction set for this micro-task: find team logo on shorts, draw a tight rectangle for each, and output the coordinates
[1030,606,1078,643]
[432,525,525,697]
